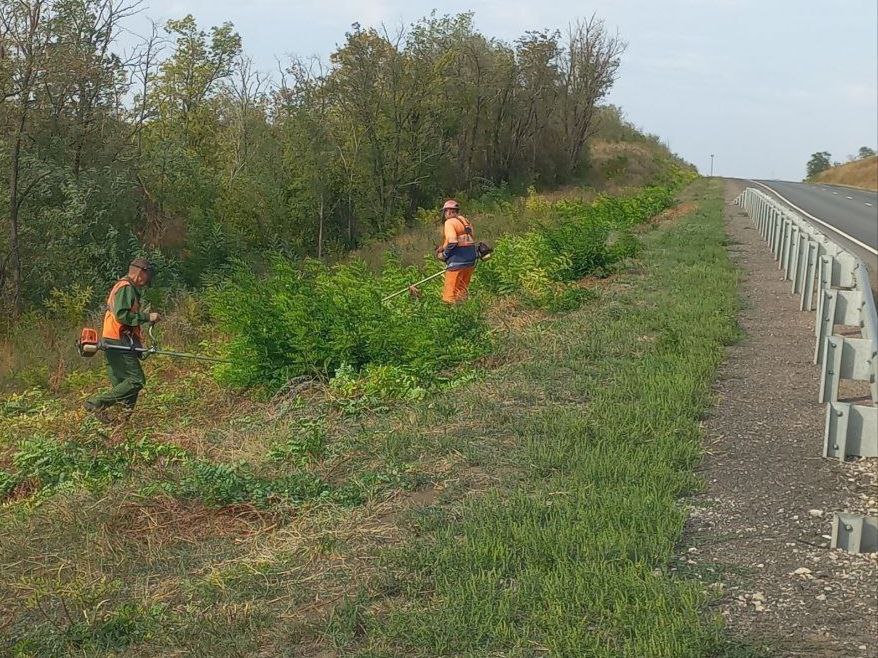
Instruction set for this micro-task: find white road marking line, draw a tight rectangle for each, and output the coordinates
[846,195,853,199]
[833,191,839,194]
[867,203,874,207]
[750,180,878,256]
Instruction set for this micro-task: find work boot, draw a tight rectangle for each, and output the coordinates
[83,400,111,424]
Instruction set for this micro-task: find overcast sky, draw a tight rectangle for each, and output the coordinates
[121,0,878,180]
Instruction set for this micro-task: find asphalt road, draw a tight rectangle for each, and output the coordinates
[752,179,878,290]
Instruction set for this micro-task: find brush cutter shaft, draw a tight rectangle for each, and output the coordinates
[381,245,493,303]
[381,270,446,302]
[77,324,235,364]
[98,342,232,363]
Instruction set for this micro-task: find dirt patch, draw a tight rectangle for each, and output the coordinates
[653,201,698,226]
[104,495,277,549]
[683,180,877,656]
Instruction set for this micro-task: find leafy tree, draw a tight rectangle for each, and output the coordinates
[858,146,876,159]
[806,151,832,179]
[0,5,664,316]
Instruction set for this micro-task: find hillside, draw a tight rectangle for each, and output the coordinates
[814,156,878,190]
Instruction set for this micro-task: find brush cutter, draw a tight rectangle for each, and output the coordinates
[381,269,447,303]
[381,242,494,303]
[76,324,235,364]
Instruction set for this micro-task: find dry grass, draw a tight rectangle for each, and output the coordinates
[103,495,278,549]
[815,156,878,190]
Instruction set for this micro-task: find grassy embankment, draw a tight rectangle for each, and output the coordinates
[0,179,745,656]
[813,155,878,190]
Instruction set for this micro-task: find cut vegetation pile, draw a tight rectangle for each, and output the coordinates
[0,178,747,656]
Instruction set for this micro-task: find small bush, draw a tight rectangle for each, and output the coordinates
[267,419,327,464]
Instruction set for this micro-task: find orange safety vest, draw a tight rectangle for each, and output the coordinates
[443,216,475,248]
[101,278,143,342]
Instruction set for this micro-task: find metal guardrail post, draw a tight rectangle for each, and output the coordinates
[801,242,819,312]
[824,402,878,460]
[777,219,794,270]
[831,513,878,553]
[735,187,878,554]
[785,225,799,279]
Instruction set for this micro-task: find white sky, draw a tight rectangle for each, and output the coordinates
[121,0,878,180]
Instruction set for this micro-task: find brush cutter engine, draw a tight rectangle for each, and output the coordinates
[476,241,493,261]
[76,326,144,358]
[76,327,101,357]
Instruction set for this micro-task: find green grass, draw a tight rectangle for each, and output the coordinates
[0,179,743,656]
[324,179,741,656]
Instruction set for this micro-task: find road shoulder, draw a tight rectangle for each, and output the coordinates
[684,180,878,656]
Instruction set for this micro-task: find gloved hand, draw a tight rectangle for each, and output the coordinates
[435,246,447,261]
[148,312,161,323]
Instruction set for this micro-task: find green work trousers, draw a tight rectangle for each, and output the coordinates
[88,339,146,409]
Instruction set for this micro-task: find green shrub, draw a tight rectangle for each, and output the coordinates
[208,258,490,389]
[4,435,185,499]
[330,363,429,402]
[12,436,129,490]
[479,186,674,303]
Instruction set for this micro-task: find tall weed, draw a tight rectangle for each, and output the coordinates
[208,259,489,389]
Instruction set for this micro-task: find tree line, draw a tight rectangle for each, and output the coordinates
[0,0,627,317]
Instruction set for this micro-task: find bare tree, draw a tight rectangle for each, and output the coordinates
[559,16,626,175]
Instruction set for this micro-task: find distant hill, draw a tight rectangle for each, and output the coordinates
[814,156,878,191]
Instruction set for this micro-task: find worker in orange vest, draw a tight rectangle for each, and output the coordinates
[436,199,478,303]
[84,258,160,417]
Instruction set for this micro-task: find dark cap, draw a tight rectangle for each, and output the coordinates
[129,258,156,274]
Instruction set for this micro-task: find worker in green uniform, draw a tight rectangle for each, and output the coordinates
[84,258,160,418]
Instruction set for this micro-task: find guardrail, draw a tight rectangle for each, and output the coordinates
[734,187,878,553]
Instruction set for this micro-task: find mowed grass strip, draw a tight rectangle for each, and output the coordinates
[341,180,739,656]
